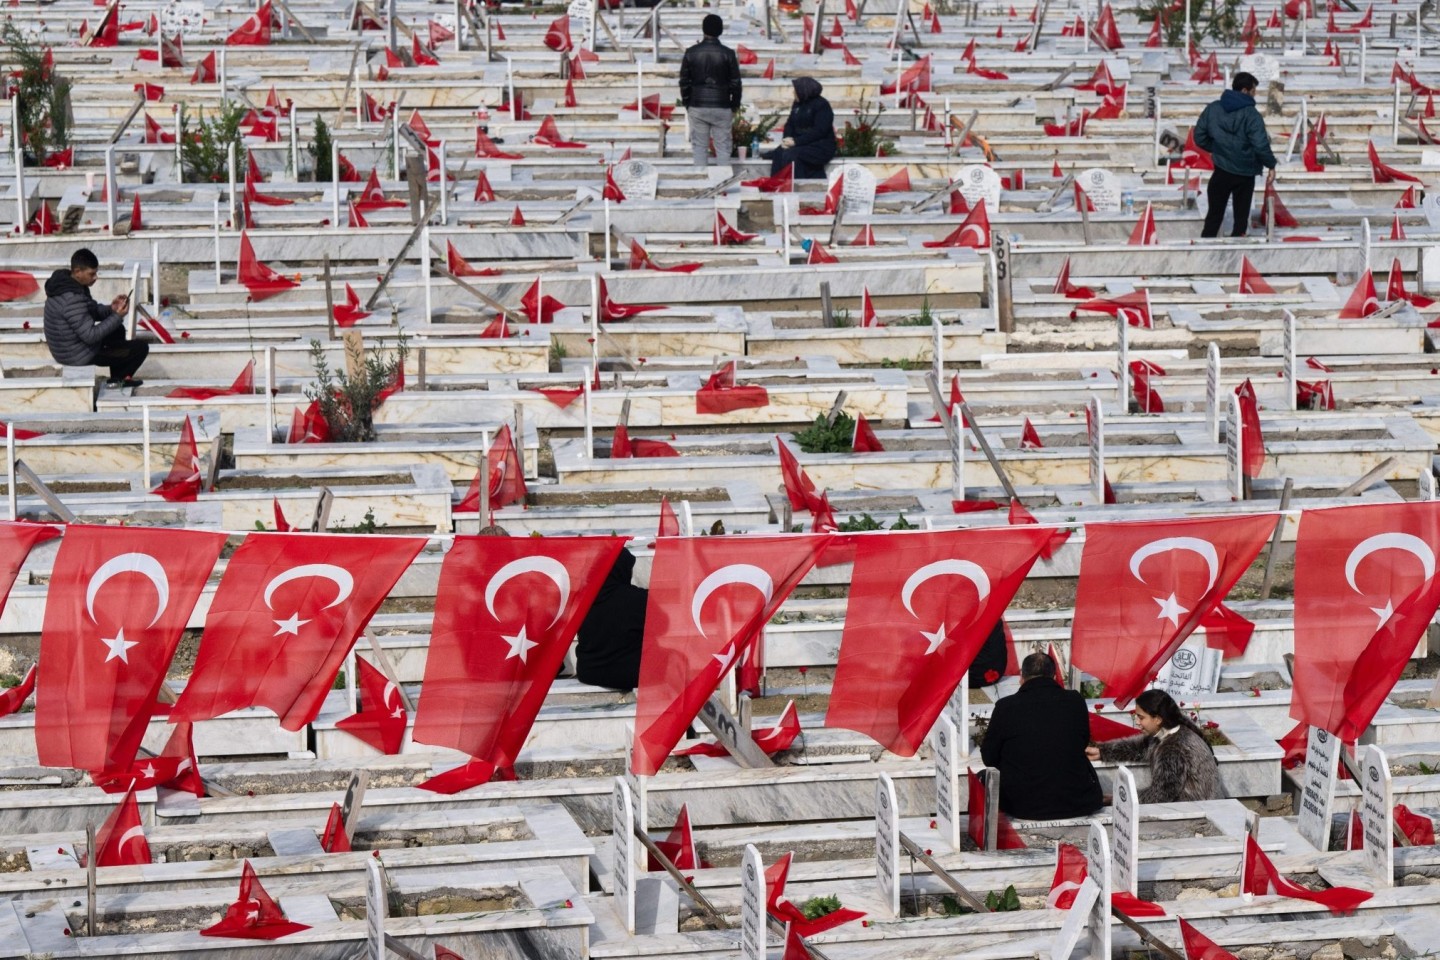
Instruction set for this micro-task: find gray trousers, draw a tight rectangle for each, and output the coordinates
[688,106,734,166]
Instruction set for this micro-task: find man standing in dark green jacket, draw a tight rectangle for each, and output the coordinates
[1193,72,1278,238]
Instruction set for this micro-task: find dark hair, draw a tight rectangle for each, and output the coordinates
[71,248,99,271]
[702,13,723,36]
[1020,652,1056,682]
[1232,71,1259,92]
[1135,689,1216,756]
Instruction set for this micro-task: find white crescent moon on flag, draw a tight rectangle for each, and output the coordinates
[485,556,571,629]
[1345,532,1436,592]
[118,825,146,851]
[262,564,355,611]
[383,679,399,710]
[690,564,773,638]
[1128,537,1220,593]
[86,553,170,628]
[900,559,991,618]
[959,224,987,246]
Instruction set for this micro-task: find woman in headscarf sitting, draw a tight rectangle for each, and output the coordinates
[767,77,836,179]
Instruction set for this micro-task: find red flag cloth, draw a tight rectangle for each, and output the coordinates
[1076,291,1153,328]
[777,438,823,512]
[1020,418,1044,449]
[167,359,255,401]
[1128,202,1158,246]
[1131,367,1165,413]
[457,423,527,515]
[612,424,680,459]
[713,211,758,245]
[520,280,565,323]
[538,388,583,409]
[967,768,1026,848]
[226,0,274,45]
[237,232,298,301]
[1181,128,1215,170]
[658,498,681,539]
[1200,602,1256,657]
[1007,499,1070,560]
[629,240,702,273]
[1255,180,1298,230]
[806,241,839,265]
[1303,128,1324,172]
[859,287,881,326]
[881,55,932,95]
[603,167,626,202]
[27,202,59,236]
[202,861,311,939]
[533,115,587,149]
[1369,141,1424,184]
[852,413,885,452]
[151,416,203,501]
[1242,834,1371,913]
[320,802,351,853]
[631,536,826,775]
[766,851,867,935]
[93,787,150,866]
[1180,919,1237,960]
[697,362,769,414]
[272,499,293,532]
[1044,112,1090,137]
[245,165,293,207]
[1339,273,1381,319]
[434,948,467,960]
[36,526,225,772]
[479,315,510,339]
[1047,842,1087,907]
[624,94,675,120]
[409,35,439,65]
[333,283,371,327]
[1095,3,1123,46]
[475,128,522,160]
[737,44,758,64]
[445,242,501,278]
[1397,805,1437,845]
[1390,215,1407,241]
[1292,501,1440,741]
[851,226,878,248]
[648,803,703,871]
[875,169,912,194]
[335,656,407,754]
[411,536,626,764]
[288,401,329,443]
[742,164,795,193]
[0,664,36,717]
[428,18,454,45]
[472,169,497,202]
[543,14,573,51]
[171,532,424,731]
[1235,379,1265,477]
[353,170,406,212]
[1070,514,1276,706]
[1090,710,1141,741]
[1053,258,1096,299]
[828,527,1052,755]
[1397,185,1419,209]
[416,758,519,793]
[1239,257,1275,294]
[1388,258,1436,308]
[347,200,368,228]
[127,193,145,232]
[674,699,802,757]
[0,271,38,302]
[923,198,991,248]
[599,277,664,321]
[94,721,204,796]
[0,524,59,632]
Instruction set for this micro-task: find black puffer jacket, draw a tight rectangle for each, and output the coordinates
[42,269,122,366]
[777,77,837,177]
[679,36,742,110]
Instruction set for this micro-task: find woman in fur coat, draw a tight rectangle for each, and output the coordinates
[1085,689,1223,803]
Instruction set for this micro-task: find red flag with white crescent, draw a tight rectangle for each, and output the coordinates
[411,536,627,766]
[1242,833,1371,913]
[36,526,225,773]
[632,536,828,775]
[1292,501,1440,741]
[1070,514,1275,706]
[92,786,151,866]
[171,532,425,730]
[0,521,59,623]
[94,720,203,796]
[826,527,1051,755]
[335,655,407,754]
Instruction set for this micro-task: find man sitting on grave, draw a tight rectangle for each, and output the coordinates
[1086,689,1222,803]
[980,652,1104,821]
[574,546,646,691]
[43,248,147,388]
[1193,71,1277,239]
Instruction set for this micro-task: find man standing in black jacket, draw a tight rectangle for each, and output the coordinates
[679,14,742,167]
[42,248,147,388]
[980,652,1104,821]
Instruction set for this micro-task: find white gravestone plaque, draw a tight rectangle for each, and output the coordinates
[1085,821,1113,960]
[1153,636,1223,698]
[1361,744,1394,885]
[933,716,962,851]
[160,0,206,38]
[1051,877,1100,960]
[365,858,386,960]
[612,778,637,932]
[1297,726,1340,852]
[1205,342,1221,443]
[1087,397,1105,502]
[1225,393,1243,500]
[1078,168,1122,212]
[613,160,658,201]
[839,164,877,216]
[876,771,901,916]
[1424,192,1440,231]
[739,844,766,960]
[1116,309,1130,414]
[1282,309,1297,412]
[1112,765,1140,896]
[1420,469,1437,502]
[1237,53,1280,84]
[624,726,647,834]
[958,164,1003,211]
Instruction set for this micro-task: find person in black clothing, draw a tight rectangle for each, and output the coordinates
[42,248,146,387]
[679,15,742,167]
[766,77,836,179]
[966,618,1009,688]
[575,547,646,691]
[980,652,1103,821]
[1193,72,1277,238]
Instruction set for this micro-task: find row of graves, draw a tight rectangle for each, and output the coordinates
[3,0,1440,954]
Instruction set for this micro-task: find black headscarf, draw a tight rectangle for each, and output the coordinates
[792,77,823,102]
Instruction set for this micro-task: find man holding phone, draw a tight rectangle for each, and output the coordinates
[43,248,148,388]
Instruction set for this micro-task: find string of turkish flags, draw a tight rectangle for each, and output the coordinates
[10,498,1437,781]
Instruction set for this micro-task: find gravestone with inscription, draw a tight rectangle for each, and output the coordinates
[613,160,659,201]
[839,165,878,216]
[1225,393,1243,500]
[1237,52,1280,84]
[1297,726,1340,851]
[739,844,766,960]
[612,778,637,933]
[1153,636,1222,698]
[1087,397,1105,502]
[1077,169,1122,212]
[1361,744,1394,885]
[1111,765,1139,896]
[1205,343,1221,443]
[957,164,1002,211]
[1085,821,1113,960]
[876,771,900,916]
[624,726,648,834]
[933,716,962,851]
[365,858,386,960]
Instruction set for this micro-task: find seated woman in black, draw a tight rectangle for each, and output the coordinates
[767,77,836,179]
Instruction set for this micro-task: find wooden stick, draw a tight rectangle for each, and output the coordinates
[1338,457,1397,497]
[632,825,732,928]
[825,391,849,425]
[364,195,440,311]
[897,833,990,913]
[13,461,75,523]
[323,255,337,340]
[365,629,416,712]
[924,373,959,448]
[1258,478,1292,600]
[86,820,97,935]
[1111,907,1186,960]
[109,92,147,145]
[959,402,1018,502]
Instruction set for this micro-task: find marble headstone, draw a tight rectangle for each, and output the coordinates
[624,726,648,834]
[957,164,1002,211]
[1085,821,1113,960]
[1225,392,1243,500]
[876,771,900,916]
[614,160,659,201]
[1087,396,1105,502]
[613,778,637,933]
[1282,309,1297,412]
[1111,764,1139,896]
[1238,52,1280,84]
[1297,725,1340,852]
[739,844,766,960]
[1361,744,1394,885]
[933,715,962,851]
[365,858,386,960]
[840,165,878,216]
[1153,636,1223,698]
[1078,169,1122,212]
[1205,342,1222,443]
